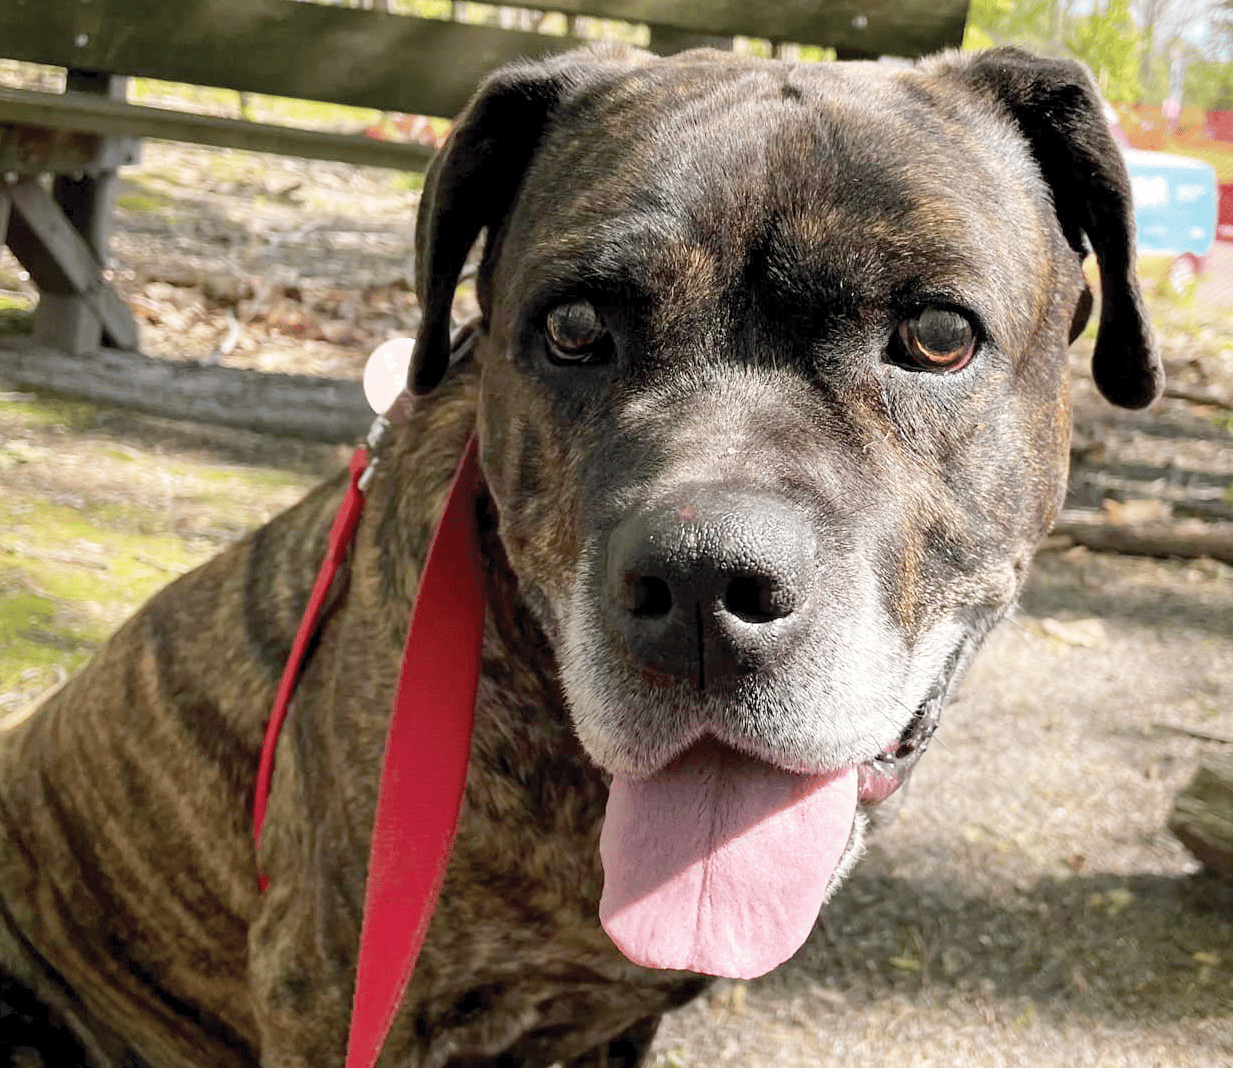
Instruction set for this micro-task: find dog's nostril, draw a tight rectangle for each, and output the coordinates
[723,574,784,624]
[627,575,673,618]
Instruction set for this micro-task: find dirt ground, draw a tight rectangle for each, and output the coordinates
[1,142,1231,1067]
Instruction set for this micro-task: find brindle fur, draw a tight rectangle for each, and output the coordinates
[0,44,1157,1068]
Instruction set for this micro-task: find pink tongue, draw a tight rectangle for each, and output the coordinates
[599,740,857,980]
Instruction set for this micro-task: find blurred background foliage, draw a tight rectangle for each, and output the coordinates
[965,0,1233,108]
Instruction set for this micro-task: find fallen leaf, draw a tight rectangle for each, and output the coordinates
[1040,617,1107,648]
[317,320,357,345]
[729,982,747,1012]
[1102,498,1172,525]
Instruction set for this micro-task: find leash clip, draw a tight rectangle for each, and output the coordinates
[358,414,392,495]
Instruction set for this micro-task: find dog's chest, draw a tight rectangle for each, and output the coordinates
[398,944,705,1067]
[394,713,706,1064]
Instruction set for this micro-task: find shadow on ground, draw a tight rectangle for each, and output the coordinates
[780,867,1233,1025]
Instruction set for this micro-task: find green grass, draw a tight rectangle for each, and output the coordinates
[129,78,387,132]
[0,391,322,702]
[116,179,178,214]
[0,299,35,336]
[1,393,100,431]
[1,577,108,663]
[0,496,212,681]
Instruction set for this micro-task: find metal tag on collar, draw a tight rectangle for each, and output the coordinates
[364,337,416,417]
[357,323,481,493]
[360,337,415,492]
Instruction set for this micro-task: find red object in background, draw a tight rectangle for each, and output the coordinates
[1219,183,1233,243]
[362,114,450,148]
[1208,110,1233,144]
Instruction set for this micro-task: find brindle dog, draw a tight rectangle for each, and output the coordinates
[1,44,1158,1068]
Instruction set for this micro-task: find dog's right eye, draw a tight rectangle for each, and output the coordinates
[894,307,977,373]
[544,300,609,364]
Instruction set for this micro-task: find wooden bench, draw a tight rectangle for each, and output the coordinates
[0,0,969,439]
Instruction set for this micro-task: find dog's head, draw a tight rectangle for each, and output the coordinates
[411,45,1159,979]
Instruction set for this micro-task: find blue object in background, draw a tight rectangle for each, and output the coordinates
[1124,147,1217,260]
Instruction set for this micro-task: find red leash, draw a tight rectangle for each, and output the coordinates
[252,444,370,889]
[345,434,483,1068]
[252,432,484,1068]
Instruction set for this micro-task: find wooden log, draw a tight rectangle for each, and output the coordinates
[1050,511,1233,567]
[0,339,372,443]
[1163,387,1233,413]
[1169,754,1233,882]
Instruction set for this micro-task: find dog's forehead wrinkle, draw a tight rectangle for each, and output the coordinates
[532,67,916,225]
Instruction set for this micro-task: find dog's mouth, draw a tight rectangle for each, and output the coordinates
[597,687,946,982]
[856,694,942,805]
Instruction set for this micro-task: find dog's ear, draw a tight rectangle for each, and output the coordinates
[948,48,1162,409]
[411,47,644,394]
[410,62,566,394]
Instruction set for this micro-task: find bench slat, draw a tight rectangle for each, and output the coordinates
[547,0,966,55]
[1,0,583,120]
[1,0,967,121]
[0,88,436,170]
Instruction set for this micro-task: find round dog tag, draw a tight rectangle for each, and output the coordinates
[363,338,416,415]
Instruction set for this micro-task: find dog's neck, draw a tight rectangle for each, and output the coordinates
[378,373,578,759]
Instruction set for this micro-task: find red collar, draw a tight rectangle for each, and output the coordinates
[253,434,484,1068]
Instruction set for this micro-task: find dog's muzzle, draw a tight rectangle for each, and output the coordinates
[593,481,953,981]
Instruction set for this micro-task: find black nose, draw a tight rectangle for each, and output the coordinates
[606,486,818,686]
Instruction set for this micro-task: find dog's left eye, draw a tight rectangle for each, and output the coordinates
[545,300,609,364]
[895,308,977,372]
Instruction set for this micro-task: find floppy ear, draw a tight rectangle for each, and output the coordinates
[954,48,1162,409]
[410,46,644,394]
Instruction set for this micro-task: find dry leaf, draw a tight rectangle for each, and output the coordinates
[1039,617,1107,648]
[1101,498,1172,525]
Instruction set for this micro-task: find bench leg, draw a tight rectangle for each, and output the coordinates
[36,163,123,354]
[32,294,108,356]
[4,71,138,356]
[5,177,140,354]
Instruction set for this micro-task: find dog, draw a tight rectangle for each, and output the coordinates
[0,43,1160,1068]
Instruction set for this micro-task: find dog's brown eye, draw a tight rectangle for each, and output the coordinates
[545,300,607,364]
[897,308,976,372]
